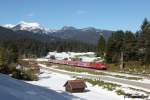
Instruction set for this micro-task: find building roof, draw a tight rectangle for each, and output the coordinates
[64,80,87,89]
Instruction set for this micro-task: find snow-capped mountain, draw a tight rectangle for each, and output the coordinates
[2,21,113,44]
[12,21,48,33]
[3,21,52,34]
[13,21,42,30]
[3,24,15,28]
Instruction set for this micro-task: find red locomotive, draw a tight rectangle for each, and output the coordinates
[49,56,107,70]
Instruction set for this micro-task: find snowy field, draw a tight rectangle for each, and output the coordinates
[27,69,144,100]
[20,52,150,100]
[0,69,149,100]
[45,52,103,62]
[40,64,150,94]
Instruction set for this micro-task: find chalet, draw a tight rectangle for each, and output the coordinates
[64,80,87,92]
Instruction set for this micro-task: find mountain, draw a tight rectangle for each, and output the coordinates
[50,26,112,44]
[3,21,51,34]
[0,26,61,43]
[12,21,49,34]
[2,21,113,45]
[0,26,96,54]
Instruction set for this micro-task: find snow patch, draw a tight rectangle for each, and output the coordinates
[27,69,133,100]
[46,52,103,62]
[3,24,15,28]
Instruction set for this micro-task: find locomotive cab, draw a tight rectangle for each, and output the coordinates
[89,62,107,70]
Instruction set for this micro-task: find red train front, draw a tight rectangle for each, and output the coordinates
[87,62,107,70]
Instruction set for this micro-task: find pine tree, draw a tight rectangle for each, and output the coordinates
[138,18,150,64]
[106,31,124,63]
[144,23,150,64]
[97,35,106,57]
[124,31,137,61]
[141,18,149,31]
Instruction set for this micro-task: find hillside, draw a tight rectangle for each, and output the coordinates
[2,22,112,45]
[0,74,69,100]
[0,26,61,42]
[0,26,96,57]
[49,26,112,44]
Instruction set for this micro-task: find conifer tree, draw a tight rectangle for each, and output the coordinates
[97,35,106,57]
[138,18,150,64]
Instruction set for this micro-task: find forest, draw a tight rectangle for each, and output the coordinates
[97,18,150,72]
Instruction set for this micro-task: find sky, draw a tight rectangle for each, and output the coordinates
[0,0,150,32]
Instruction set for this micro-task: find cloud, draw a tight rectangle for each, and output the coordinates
[27,13,34,17]
[76,10,87,15]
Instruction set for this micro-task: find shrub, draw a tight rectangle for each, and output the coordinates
[116,89,126,95]
[9,63,17,72]
[12,69,38,81]
[0,64,10,74]
[23,69,38,81]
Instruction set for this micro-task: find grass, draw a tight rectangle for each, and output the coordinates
[47,63,143,80]
[77,78,128,96]
[77,78,121,91]
[129,87,150,94]
[113,75,143,80]
[53,64,107,75]
[78,78,149,97]
[107,61,150,74]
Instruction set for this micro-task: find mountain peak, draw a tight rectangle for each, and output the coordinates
[61,26,76,30]
[16,21,41,30]
[8,21,49,34]
[82,27,97,31]
[3,24,15,28]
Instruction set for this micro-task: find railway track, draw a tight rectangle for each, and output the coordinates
[39,64,150,92]
[49,63,150,80]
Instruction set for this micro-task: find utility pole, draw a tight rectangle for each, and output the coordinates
[120,51,124,70]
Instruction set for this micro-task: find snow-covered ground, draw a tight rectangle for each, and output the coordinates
[0,73,70,100]
[46,52,103,62]
[0,69,149,100]
[27,69,130,100]
[39,64,150,93]
[36,58,48,62]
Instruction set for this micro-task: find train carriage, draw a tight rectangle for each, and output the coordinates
[49,58,107,70]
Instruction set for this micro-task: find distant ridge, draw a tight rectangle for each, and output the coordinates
[2,21,113,44]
